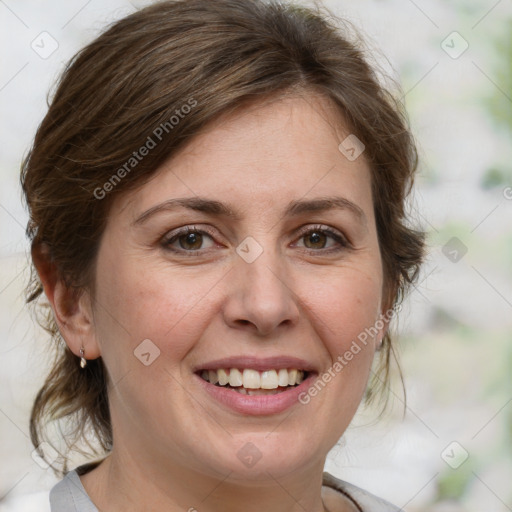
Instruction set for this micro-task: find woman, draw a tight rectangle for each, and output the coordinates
[17,0,425,510]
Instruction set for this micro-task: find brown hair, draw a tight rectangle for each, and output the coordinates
[21,0,425,475]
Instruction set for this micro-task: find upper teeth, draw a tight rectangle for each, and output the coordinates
[200,368,305,389]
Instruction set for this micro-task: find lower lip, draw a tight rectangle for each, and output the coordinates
[194,373,316,416]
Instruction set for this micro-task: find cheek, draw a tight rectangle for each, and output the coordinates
[300,265,383,348]
[296,266,382,415]
[93,257,220,371]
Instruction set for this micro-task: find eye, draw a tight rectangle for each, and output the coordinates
[162,226,217,255]
[161,223,351,257]
[293,224,350,253]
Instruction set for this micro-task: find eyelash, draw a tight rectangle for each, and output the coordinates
[161,224,351,257]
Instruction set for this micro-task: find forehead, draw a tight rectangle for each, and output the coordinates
[116,93,373,222]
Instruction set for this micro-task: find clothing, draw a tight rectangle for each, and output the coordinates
[322,472,402,511]
[1,462,402,511]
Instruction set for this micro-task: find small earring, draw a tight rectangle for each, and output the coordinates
[79,346,87,368]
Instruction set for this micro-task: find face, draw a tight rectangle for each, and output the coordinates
[87,94,387,482]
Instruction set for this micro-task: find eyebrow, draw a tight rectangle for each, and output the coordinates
[132,195,367,226]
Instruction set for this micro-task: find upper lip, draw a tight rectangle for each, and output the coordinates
[193,356,318,373]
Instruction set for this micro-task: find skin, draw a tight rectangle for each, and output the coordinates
[37,93,390,512]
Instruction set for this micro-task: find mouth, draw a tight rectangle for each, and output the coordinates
[193,356,318,415]
[195,368,311,396]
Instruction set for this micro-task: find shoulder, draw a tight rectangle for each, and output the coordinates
[0,490,51,512]
[322,472,403,512]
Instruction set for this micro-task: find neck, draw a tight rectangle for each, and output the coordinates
[81,449,331,512]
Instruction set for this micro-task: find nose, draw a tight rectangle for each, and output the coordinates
[222,244,301,337]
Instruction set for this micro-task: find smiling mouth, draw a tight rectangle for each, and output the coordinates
[197,368,310,395]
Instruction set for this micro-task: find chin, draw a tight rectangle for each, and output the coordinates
[202,432,324,483]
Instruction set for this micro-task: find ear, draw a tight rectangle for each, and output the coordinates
[376,308,391,348]
[375,286,397,349]
[32,243,101,360]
